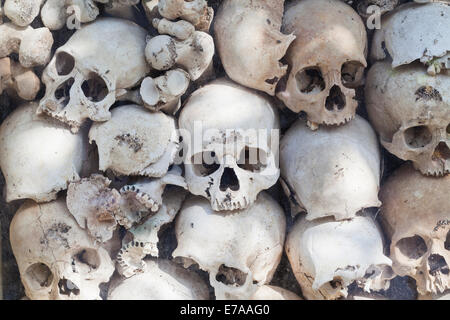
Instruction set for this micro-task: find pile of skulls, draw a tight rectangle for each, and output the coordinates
[0,0,448,300]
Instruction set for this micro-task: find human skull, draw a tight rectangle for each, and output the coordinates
[371,2,450,75]
[10,198,115,300]
[38,18,149,132]
[366,61,450,176]
[277,0,367,128]
[214,0,295,96]
[380,164,450,295]
[172,192,286,300]
[286,214,392,300]
[0,102,88,203]
[280,115,381,221]
[89,104,179,178]
[178,79,280,211]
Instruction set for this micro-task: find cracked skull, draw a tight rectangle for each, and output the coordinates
[178,79,280,211]
[173,192,286,300]
[38,18,149,132]
[366,61,450,176]
[380,164,450,295]
[10,198,115,300]
[277,0,367,128]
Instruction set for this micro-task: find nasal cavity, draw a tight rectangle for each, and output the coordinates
[325,85,346,111]
[428,254,449,276]
[219,167,240,192]
[433,142,450,161]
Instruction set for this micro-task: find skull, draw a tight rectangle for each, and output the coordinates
[286,214,392,300]
[108,259,209,300]
[0,102,88,203]
[277,0,367,128]
[89,104,179,178]
[380,164,450,295]
[214,0,296,95]
[366,61,450,176]
[172,192,286,300]
[38,18,150,132]
[371,2,450,75]
[280,115,381,221]
[178,79,280,211]
[10,198,115,300]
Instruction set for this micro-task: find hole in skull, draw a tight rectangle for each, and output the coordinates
[219,167,240,192]
[341,61,365,88]
[192,151,220,176]
[73,249,100,272]
[295,67,325,94]
[81,73,108,102]
[428,254,449,276]
[58,278,80,296]
[415,86,442,102]
[329,277,343,289]
[396,235,428,260]
[432,142,450,161]
[238,147,268,172]
[25,263,54,290]
[404,126,432,148]
[445,231,450,251]
[325,85,346,111]
[55,52,75,76]
[54,77,74,107]
[215,265,247,287]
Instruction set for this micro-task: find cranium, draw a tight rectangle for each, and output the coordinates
[173,192,286,300]
[10,198,115,300]
[366,61,450,176]
[178,79,280,211]
[280,115,381,221]
[277,0,367,128]
[371,2,450,75]
[214,0,295,96]
[380,164,450,295]
[0,103,88,203]
[89,104,179,178]
[286,214,392,300]
[38,18,149,132]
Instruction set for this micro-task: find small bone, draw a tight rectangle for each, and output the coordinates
[0,57,40,101]
[0,23,53,68]
[41,0,101,30]
[153,18,195,40]
[4,0,44,27]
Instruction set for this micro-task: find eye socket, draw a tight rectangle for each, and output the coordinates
[295,67,325,94]
[56,52,75,76]
[396,235,428,260]
[24,263,54,290]
[237,147,268,172]
[191,151,220,176]
[404,126,433,148]
[81,73,108,102]
[341,61,365,88]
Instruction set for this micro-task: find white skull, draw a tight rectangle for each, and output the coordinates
[371,2,450,75]
[0,102,88,203]
[286,214,392,300]
[108,259,209,300]
[366,61,450,176]
[280,115,381,221]
[172,192,286,300]
[380,164,450,295]
[214,0,295,95]
[89,104,179,178]
[38,18,149,132]
[277,0,367,128]
[10,198,115,300]
[178,79,280,211]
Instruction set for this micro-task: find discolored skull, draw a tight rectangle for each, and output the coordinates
[10,199,115,300]
[277,0,367,128]
[286,214,392,300]
[366,61,450,176]
[380,164,450,296]
[173,193,286,300]
[38,18,149,132]
[178,79,280,211]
